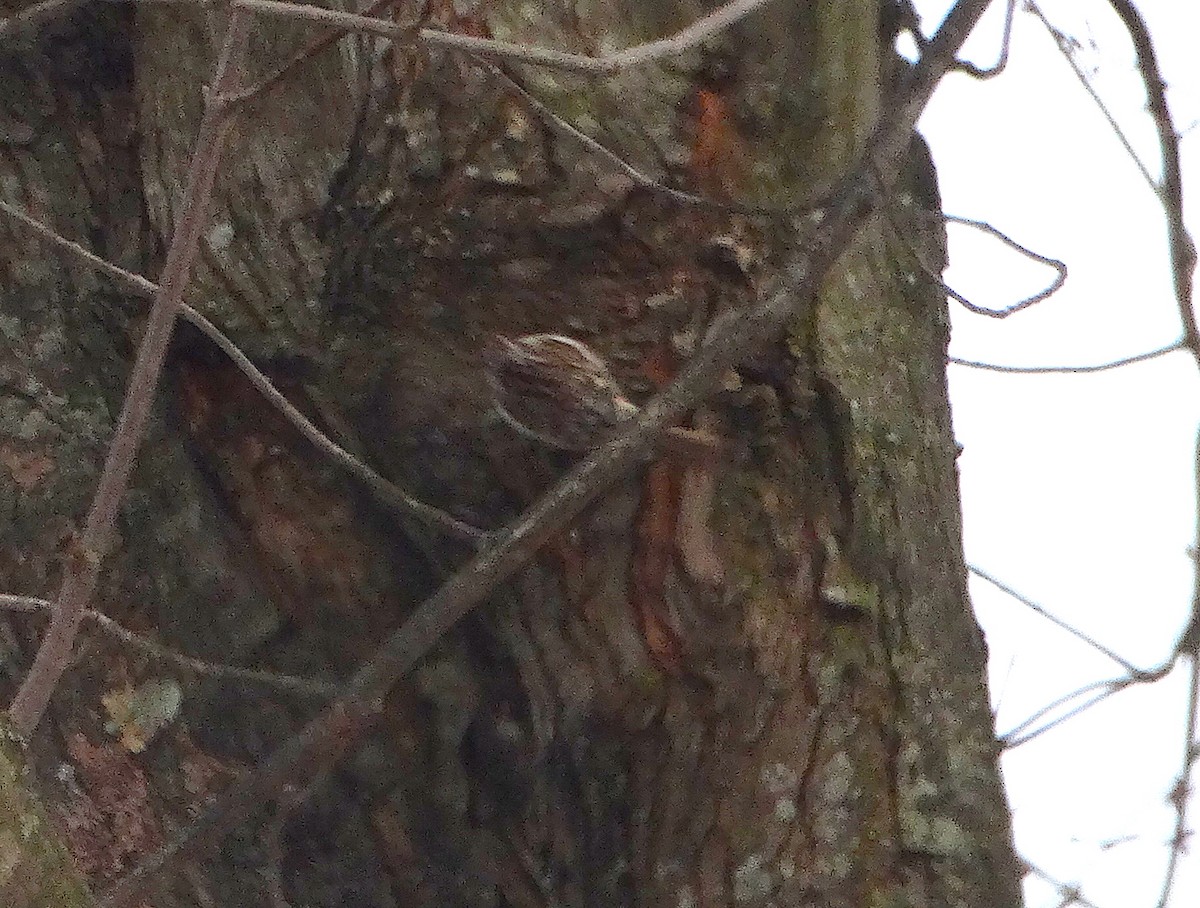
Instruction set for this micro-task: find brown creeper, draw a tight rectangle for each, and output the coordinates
[485,333,638,451]
[484,333,724,459]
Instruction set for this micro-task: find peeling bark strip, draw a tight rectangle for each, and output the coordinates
[1,1,1015,906]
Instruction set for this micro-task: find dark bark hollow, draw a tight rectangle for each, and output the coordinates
[0,2,1019,907]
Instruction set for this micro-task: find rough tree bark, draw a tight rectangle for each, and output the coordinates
[0,2,1021,907]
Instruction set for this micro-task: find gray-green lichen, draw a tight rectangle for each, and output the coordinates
[0,723,93,907]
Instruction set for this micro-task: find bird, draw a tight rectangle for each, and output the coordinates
[484,333,637,452]
[484,333,724,461]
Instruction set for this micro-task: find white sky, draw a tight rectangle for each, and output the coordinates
[915,1,1200,906]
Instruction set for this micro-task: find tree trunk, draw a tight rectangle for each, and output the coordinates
[0,2,1021,907]
[0,722,94,908]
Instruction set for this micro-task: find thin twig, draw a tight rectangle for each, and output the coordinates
[970,565,1147,675]
[1026,1,1156,191]
[185,307,485,542]
[484,60,842,217]
[482,62,732,213]
[1001,672,1161,750]
[238,0,778,77]
[1096,6,1199,899]
[1155,424,1200,908]
[1024,860,1105,908]
[951,0,1015,79]
[943,214,1068,316]
[1156,652,1198,908]
[216,0,403,103]
[0,593,337,698]
[228,0,809,214]
[1102,0,1197,355]
[1002,677,1120,750]
[95,3,996,904]
[0,197,157,292]
[6,8,255,738]
[0,198,482,543]
[949,340,1184,374]
[887,207,1068,318]
[487,60,837,216]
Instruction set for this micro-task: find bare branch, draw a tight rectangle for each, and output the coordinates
[238,0,778,76]
[1026,1,1156,191]
[998,665,1183,750]
[1024,860,1105,908]
[1037,4,1200,896]
[1156,652,1199,908]
[949,340,1185,374]
[6,7,255,738]
[0,198,158,295]
[892,0,1013,80]
[1123,0,1200,892]
[975,545,1196,895]
[95,2,998,903]
[970,564,1147,675]
[225,0,807,213]
[1156,425,1200,908]
[1027,0,1195,353]
[1102,0,1197,355]
[0,593,337,699]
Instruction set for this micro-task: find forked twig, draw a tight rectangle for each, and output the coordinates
[970,564,1183,752]
[1002,675,1139,750]
[998,662,1182,751]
